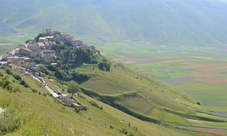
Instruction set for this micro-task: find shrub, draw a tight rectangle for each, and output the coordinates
[1,79,11,89]
[31,89,37,93]
[0,72,3,77]
[98,61,111,71]
[5,69,11,75]
[89,101,103,110]
[19,80,26,85]
[19,80,29,88]
[121,128,128,135]
[74,106,81,113]
[24,84,29,88]
[13,86,20,93]
[6,85,12,92]
[0,109,24,135]
[78,94,86,99]
[13,74,21,81]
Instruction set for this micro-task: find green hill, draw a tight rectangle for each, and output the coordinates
[1,32,227,135]
[0,0,227,46]
[0,65,212,136]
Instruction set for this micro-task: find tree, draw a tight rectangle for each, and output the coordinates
[67,81,80,98]
[98,61,111,71]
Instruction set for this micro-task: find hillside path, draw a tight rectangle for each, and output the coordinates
[31,75,59,98]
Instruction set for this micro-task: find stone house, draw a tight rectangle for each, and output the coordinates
[46,36,54,41]
[7,57,25,66]
[37,42,46,50]
[39,36,55,42]
[40,50,56,58]
[19,48,33,57]
[8,64,26,74]
[39,37,48,42]
[28,42,40,52]
[71,39,83,47]
[40,50,56,63]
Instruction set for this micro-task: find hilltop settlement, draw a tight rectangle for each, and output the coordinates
[0,29,103,110]
[0,29,99,72]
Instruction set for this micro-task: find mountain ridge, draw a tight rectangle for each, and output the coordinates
[0,0,227,46]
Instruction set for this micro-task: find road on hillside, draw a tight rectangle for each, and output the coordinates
[31,75,59,98]
[45,86,59,97]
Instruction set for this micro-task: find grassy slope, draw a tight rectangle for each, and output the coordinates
[74,61,198,126]
[0,69,213,136]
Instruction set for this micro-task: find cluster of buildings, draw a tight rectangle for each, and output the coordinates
[0,29,97,73]
[57,95,88,110]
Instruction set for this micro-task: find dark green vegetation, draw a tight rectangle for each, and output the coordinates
[0,0,227,47]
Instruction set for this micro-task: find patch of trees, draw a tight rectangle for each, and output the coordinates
[98,60,111,71]
[39,66,51,75]
[34,59,42,64]
[55,69,72,81]
[74,48,98,64]
[47,65,56,71]
[51,44,66,54]
[54,69,90,83]
[71,72,89,83]
[52,45,98,64]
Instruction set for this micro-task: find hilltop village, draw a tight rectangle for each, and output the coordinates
[0,29,98,73]
[0,29,100,110]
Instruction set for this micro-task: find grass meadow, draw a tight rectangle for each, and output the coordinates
[0,69,213,136]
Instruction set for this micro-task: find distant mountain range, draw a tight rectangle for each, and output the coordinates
[0,0,227,46]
